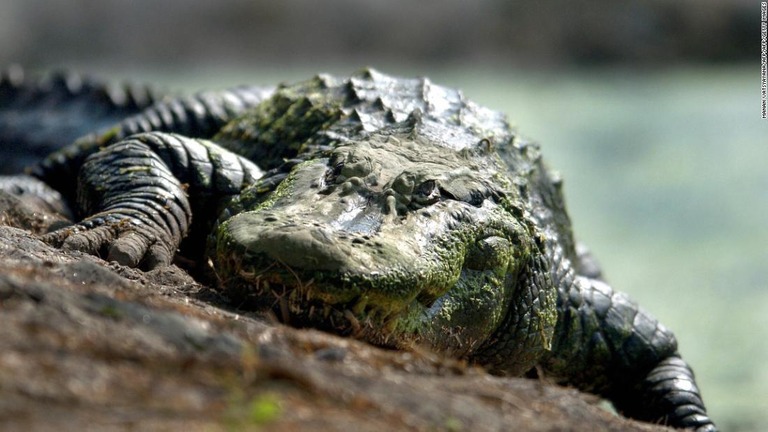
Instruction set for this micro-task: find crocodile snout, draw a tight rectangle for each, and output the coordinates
[224,207,395,270]
[232,218,357,272]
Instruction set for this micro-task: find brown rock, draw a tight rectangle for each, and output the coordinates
[0,191,670,431]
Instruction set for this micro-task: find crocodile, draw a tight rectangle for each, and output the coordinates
[0,67,716,431]
[0,65,163,175]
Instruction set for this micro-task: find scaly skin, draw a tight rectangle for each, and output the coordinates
[0,66,161,175]
[0,68,716,431]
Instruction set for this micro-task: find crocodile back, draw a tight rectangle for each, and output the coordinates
[215,68,514,167]
[0,66,161,174]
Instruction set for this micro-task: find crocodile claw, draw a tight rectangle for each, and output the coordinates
[44,214,175,269]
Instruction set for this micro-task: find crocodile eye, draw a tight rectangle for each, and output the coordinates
[412,179,441,207]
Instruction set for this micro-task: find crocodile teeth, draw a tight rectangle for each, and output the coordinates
[343,309,362,335]
[351,296,368,315]
[383,316,399,335]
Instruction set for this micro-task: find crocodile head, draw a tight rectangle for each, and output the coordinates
[214,126,551,356]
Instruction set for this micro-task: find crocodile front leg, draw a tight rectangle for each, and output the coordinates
[541,246,716,431]
[44,132,263,268]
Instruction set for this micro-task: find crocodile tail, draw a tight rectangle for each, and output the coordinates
[0,65,161,174]
[617,355,717,431]
[29,84,273,206]
[540,243,717,431]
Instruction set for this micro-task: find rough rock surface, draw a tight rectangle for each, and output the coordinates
[0,191,671,431]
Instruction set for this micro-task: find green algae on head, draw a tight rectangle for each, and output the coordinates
[215,130,553,361]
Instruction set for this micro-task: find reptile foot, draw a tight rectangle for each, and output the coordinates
[43,214,175,269]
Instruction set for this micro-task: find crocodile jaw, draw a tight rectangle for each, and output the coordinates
[215,194,469,344]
